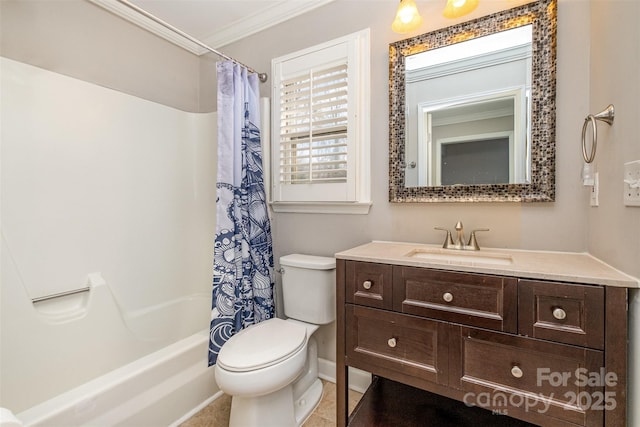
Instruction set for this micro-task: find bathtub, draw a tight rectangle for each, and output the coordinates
[0,268,219,427]
[13,329,217,427]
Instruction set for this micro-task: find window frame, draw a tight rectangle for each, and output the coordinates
[270,29,371,214]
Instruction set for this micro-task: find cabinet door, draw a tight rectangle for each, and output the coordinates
[346,305,449,386]
[393,266,517,332]
[451,326,605,427]
[345,261,393,309]
[519,279,605,350]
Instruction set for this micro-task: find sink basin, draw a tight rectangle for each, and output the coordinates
[405,248,513,266]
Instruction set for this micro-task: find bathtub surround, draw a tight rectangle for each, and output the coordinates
[0,57,218,420]
[209,60,275,366]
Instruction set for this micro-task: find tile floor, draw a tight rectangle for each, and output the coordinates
[180,380,362,427]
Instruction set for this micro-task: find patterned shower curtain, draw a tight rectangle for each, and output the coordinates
[208,61,275,366]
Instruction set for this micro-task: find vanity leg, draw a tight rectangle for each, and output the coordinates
[605,286,628,427]
[336,259,349,427]
[336,363,348,427]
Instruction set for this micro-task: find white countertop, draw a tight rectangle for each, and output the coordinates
[335,241,640,288]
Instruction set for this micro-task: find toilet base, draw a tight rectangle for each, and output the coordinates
[227,377,323,427]
[294,377,323,426]
[224,330,324,427]
[229,384,296,427]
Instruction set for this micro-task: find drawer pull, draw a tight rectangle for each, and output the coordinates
[443,292,454,303]
[552,307,567,320]
[363,280,372,290]
[387,338,397,348]
[511,366,524,378]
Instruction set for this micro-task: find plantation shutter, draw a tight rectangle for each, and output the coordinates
[279,64,348,186]
[271,30,371,212]
[272,39,358,203]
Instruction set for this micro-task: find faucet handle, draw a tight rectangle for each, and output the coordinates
[434,227,454,249]
[467,228,489,250]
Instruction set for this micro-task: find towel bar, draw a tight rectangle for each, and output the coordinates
[32,286,90,303]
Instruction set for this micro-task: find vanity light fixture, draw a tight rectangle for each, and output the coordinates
[442,0,479,19]
[391,0,423,34]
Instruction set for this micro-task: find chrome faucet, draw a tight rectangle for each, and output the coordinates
[435,221,489,251]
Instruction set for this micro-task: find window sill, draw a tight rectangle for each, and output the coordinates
[270,201,372,215]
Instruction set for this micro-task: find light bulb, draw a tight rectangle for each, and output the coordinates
[392,0,423,34]
[443,0,479,19]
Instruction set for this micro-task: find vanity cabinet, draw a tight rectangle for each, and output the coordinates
[336,259,629,427]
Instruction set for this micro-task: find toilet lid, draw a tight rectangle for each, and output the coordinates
[217,318,307,372]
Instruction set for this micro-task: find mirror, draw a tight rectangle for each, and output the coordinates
[407,25,531,187]
[389,0,557,202]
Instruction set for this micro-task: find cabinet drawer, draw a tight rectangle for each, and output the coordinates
[345,261,393,309]
[346,305,448,386]
[519,280,605,350]
[452,327,604,427]
[393,266,517,332]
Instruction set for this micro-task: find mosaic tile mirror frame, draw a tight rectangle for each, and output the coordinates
[389,0,557,202]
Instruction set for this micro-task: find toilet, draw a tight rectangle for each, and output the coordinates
[214,254,336,427]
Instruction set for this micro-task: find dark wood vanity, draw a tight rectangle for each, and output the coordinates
[336,244,632,427]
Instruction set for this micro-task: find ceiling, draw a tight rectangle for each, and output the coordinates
[89,0,336,54]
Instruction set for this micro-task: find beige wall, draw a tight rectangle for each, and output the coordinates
[3,0,637,372]
[216,0,640,362]
[0,0,202,112]
[218,0,596,263]
[587,0,640,278]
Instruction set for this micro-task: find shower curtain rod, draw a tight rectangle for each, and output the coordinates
[115,0,268,83]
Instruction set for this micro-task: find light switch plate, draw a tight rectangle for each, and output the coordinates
[624,160,640,206]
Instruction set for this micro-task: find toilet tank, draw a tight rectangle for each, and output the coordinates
[280,254,336,325]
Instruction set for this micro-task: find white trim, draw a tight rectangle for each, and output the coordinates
[89,0,203,54]
[407,44,531,83]
[260,97,272,207]
[416,87,526,186]
[431,106,514,127]
[203,0,336,49]
[270,29,371,211]
[317,357,372,394]
[89,0,336,55]
[416,86,524,118]
[270,201,371,215]
[169,391,223,427]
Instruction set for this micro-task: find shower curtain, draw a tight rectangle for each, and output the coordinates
[209,61,275,366]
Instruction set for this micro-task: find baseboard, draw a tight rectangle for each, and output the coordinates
[169,390,223,427]
[317,358,372,394]
[180,358,371,426]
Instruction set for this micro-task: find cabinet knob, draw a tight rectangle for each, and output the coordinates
[511,365,524,378]
[387,338,397,348]
[443,292,454,303]
[363,280,372,290]
[552,307,567,320]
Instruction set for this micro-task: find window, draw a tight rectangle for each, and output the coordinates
[270,29,371,214]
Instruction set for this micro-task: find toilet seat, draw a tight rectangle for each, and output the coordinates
[217,318,307,372]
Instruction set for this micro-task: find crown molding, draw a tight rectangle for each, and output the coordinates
[89,0,336,56]
[89,0,203,54]
[201,0,335,49]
